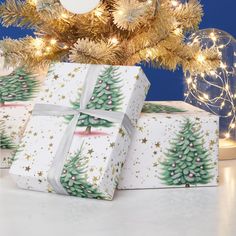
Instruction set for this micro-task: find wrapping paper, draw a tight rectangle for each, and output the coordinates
[10,63,150,200]
[118,101,219,189]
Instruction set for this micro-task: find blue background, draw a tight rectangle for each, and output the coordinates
[0,0,235,101]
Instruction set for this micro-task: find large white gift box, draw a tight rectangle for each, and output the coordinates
[10,63,150,200]
[118,101,219,189]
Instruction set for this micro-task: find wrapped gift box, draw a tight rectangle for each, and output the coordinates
[1,104,33,168]
[10,63,150,200]
[118,101,219,189]
[0,68,44,169]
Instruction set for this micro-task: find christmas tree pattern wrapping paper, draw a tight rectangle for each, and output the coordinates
[10,63,150,200]
[0,68,42,169]
[118,101,219,190]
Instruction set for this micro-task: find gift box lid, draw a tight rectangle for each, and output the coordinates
[141,101,219,118]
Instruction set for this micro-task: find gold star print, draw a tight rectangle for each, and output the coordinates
[90,168,94,172]
[25,166,31,172]
[210,140,216,146]
[3,115,10,119]
[53,75,59,80]
[33,132,38,136]
[206,131,210,137]
[93,176,98,182]
[73,68,80,72]
[25,154,31,161]
[88,149,94,155]
[49,143,53,147]
[119,128,125,137]
[138,126,144,132]
[142,138,148,144]
[135,75,140,80]
[50,136,53,139]
[110,142,115,148]
[155,142,160,148]
[61,95,66,100]
[38,171,43,177]
[68,73,72,76]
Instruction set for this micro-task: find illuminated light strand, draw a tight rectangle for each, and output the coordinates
[185,32,236,140]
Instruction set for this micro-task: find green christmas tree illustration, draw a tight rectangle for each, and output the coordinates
[68,66,123,134]
[0,123,15,149]
[60,147,105,200]
[142,103,186,113]
[160,119,214,187]
[0,67,39,106]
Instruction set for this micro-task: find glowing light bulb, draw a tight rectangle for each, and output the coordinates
[146,49,152,58]
[29,0,37,5]
[147,0,153,5]
[203,93,209,100]
[231,123,236,129]
[171,0,179,7]
[218,44,225,49]
[45,47,51,52]
[220,62,227,69]
[221,102,225,107]
[210,32,217,42]
[118,10,124,16]
[50,39,57,45]
[110,37,119,45]
[32,38,44,48]
[94,9,102,17]
[210,70,216,76]
[187,77,192,85]
[174,28,182,36]
[61,13,69,19]
[197,54,205,63]
[225,133,230,139]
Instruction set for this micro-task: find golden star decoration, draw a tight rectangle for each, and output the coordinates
[110,142,115,148]
[88,149,94,155]
[141,138,148,144]
[119,128,125,137]
[155,142,160,148]
[210,140,216,146]
[25,166,31,171]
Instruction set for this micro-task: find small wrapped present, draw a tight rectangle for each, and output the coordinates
[118,101,219,189]
[1,68,42,168]
[10,63,150,200]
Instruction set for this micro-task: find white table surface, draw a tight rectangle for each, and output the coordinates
[1,160,236,236]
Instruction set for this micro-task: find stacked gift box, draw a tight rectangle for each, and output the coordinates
[4,63,219,200]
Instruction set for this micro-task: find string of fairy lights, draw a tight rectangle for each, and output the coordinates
[27,0,188,60]
[185,30,236,140]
